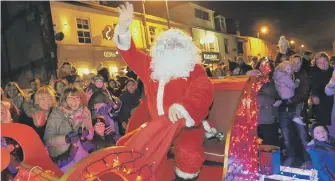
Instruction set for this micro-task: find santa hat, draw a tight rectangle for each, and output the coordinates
[278,36,289,48]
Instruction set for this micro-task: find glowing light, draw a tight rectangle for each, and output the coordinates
[290,40,295,44]
[136,176,142,181]
[77,68,90,76]
[260,26,268,34]
[206,34,216,43]
[110,67,119,74]
[301,44,304,48]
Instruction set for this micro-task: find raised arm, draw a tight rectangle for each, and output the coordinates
[113,2,150,82]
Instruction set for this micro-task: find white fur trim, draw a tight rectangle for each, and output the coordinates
[175,167,200,179]
[157,81,167,116]
[171,104,195,127]
[140,123,147,128]
[202,120,217,138]
[202,120,211,132]
[113,24,131,51]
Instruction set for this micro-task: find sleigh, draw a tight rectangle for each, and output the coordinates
[1,76,261,181]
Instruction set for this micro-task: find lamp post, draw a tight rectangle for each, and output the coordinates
[165,0,171,29]
[141,0,150,49]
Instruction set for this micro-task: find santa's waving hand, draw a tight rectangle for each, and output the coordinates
[114,2,214,181]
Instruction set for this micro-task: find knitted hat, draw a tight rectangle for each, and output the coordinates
[93,116,106,126]
[93,75,104,82]
[309,122,329,137]
[278,36,289,48]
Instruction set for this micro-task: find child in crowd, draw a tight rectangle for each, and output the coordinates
[273,61,305,125]
[88,75,121,135]
[92,116,116,150]
[307,123,335,181]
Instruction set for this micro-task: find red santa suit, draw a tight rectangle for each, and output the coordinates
[113,25,213,180]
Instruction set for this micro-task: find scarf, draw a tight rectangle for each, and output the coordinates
[60,106,89,128]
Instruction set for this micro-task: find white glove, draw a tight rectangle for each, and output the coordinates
[168,106,183,123]
[117,2,134,34]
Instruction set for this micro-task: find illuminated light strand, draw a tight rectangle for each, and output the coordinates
[74,150,154,181]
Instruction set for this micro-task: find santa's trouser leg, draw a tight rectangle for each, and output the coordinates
[173,128,205,180]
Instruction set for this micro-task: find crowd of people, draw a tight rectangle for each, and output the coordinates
[1,33,335,180]
[1,61,143,178]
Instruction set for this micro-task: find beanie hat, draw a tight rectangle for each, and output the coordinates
[278,36,290,48]
[93,75,104,82]
[229,61,239,72]
[309,122,329,137]
[93,116,106,126]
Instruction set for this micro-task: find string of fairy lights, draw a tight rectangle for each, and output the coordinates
[73,150,154,181]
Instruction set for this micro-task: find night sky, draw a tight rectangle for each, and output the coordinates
[109,1,335,54]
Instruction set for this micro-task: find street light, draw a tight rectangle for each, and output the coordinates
[301,44,304,48]
[257,26,268,39]
[290,40,295,44]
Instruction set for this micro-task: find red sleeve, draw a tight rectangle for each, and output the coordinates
[175,65,214,127]
[126,98,151,133]
[117,38,151,83]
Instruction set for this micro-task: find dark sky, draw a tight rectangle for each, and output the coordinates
[110,1,335,54]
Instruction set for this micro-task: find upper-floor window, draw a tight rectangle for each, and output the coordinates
[195,9,209,21]
[224,38,229,54]
[149,26,156,44]
[76,18,91,44]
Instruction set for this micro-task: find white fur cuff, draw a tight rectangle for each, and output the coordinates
[171,104,195,127]
[175,167,200,179]
[113,24,131,51]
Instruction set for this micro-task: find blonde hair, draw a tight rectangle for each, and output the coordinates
[275,61,293,72]
[4,82,27,99]
[34,85,57,106]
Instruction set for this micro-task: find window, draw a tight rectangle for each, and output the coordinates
[76,18,91,44]
[224,38,229,54]
[195,9,209,21]
[149,26,156,44]
[237,41,244,54]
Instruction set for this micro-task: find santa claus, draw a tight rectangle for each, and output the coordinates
[113,2,214,181]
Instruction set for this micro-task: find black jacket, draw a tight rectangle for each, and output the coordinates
[310,66,334,125]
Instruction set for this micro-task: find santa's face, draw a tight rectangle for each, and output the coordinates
[150,29,201,82]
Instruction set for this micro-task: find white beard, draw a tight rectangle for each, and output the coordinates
[150,29,201,83]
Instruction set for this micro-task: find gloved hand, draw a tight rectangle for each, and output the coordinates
[78,127,90,138]
[65,130,80,144]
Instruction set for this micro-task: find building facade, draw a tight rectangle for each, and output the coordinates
[50,1,190,77]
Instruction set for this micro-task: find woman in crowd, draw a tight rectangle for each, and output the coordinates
[310,52,333,127]
[254,58,281,147]
[44,86,94,172]
[54,80,67,102]
[325,70,335,137]
[118,79,141,135]
[24,86,57,141]
[1,88,20,123]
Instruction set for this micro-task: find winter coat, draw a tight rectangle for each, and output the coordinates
[118,90,141,124]
[311,66,333,125]
[325,79,335,136]
[307,137,335,181]
[88,88,121,126]
[273,70,298,100]
[44,106,93,158]
[257,79,280,125]
[92,133,116,150]
[290,69,310,105]
[239,62,253,75]
[301,58,312,76]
